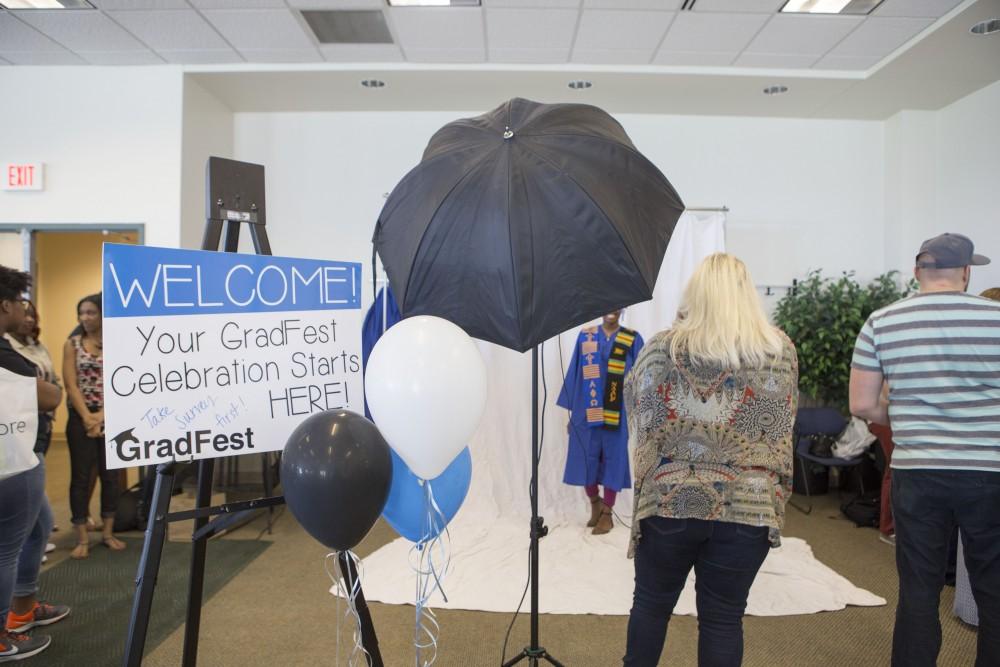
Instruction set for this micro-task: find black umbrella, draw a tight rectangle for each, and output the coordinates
[373,97,684,353]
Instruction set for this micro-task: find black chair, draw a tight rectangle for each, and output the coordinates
[789,407,867,514]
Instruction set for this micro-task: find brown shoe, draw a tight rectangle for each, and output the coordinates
[592,503,613,535]
[587,496,602,528]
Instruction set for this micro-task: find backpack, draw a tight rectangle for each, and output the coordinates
[841,490,880,528]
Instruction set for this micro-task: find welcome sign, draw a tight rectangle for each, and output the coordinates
[102,243,364,469]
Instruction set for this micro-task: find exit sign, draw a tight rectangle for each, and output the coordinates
[3,163,44,191]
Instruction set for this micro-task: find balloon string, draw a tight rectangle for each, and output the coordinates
[408,480,451,667]
[326,551,373,667]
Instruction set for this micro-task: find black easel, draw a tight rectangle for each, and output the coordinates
[122,157,383,667]
[503,347,563,667]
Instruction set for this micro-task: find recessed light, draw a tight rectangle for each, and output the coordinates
[970,19,1000,36]
[361,79,386,89]
[780,0,882,15]
[763,85,789,96]
[386,0,480,6]
[0,0,93,7]
[568,80,592,90]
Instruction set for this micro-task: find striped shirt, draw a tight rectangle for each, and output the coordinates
[851,291,1000,472]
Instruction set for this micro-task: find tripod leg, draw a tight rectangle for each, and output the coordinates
[122,463,175,667]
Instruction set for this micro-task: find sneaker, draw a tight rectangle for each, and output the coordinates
[6,603,71,633]
[44,544,55,554]
[0,631,51,663]
[879,533,896,547]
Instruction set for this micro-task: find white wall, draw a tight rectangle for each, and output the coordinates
[884,80,1000,294]
[935,80,1000,294]
[0,67,184,248]
[180,78,234,250]
[234,111,886,299]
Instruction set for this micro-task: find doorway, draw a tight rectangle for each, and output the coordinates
[0,224,143,444]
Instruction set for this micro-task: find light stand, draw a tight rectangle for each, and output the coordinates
[503,346,564,667]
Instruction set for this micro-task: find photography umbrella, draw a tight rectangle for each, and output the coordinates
[373,97,684,353]
[373,98,684,666]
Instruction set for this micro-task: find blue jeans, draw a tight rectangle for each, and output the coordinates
[624,517,770,667]
[0,460,52,620]
[892,469,1000,667]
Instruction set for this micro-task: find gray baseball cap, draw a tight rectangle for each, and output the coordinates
[915,233,991,269]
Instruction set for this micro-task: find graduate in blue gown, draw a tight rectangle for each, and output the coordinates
[557,310,643,534]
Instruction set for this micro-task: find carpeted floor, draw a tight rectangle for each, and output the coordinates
[36,536,270,667]
[38,440,978,666]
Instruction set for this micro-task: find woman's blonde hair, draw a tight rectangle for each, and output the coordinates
[670,252,783,369]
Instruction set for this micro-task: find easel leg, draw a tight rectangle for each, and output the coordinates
[182,458,216,667]
[123,463,176,667]
[261,453,274,535]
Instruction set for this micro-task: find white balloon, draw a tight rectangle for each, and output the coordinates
[365,316,487,480]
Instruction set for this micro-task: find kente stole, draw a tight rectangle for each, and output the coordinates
[581,326,637,430]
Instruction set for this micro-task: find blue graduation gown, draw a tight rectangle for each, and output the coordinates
[556,326,644,491]
[361,286,402,420]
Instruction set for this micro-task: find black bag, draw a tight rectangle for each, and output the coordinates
[807,433,837,458]
[841,490,881,527]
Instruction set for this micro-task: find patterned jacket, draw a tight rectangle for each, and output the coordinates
[624,330,798,556]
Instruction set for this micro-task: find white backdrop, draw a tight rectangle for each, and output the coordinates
[352,210,885,618]
[460,210,727,526]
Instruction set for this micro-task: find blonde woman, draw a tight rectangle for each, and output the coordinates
[623,253,798,667]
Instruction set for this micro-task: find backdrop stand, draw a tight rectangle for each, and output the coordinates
[503,347,563,667]
[121,157,382,667]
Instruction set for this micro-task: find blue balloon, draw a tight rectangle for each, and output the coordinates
[382,447,472,543]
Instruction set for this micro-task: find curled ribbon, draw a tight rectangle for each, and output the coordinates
[325,550,372,667]
[408,479,451,667]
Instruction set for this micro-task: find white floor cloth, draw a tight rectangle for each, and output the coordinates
[341,513,885,616]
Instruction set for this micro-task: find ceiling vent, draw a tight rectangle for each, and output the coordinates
[301,10,394,45]
[680,0,698,9]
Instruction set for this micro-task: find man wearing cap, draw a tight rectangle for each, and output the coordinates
[849,233,1000,667]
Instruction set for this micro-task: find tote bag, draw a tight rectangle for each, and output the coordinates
[0,366,39,480]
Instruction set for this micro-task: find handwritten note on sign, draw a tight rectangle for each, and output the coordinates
[102,243,363,469]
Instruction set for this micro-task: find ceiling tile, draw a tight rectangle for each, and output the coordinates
[487,8,577,51]
[286,0,388,6]
[0,14,63,51]
[584,0,681,8]
[189,0,285,8]
[734,52,819,67]
[0,51,85,65]
[659,12,769,52]
[240,49,322,63]
[575,10,674,50]
[108,10,230,51]
[652,50,736,65]
[489,47,570,63]
[16,10,148,52]
[319,43,403,61]
[873,0,962,18]
[484,0,580,6]
[390,7,484,51]
[200,9,316,49]
[693,0,785,11]
[80,50,166,65]
[825,17,933,58]
[158,48,243,63]
[0,56,10,65]
[93,0,191,8]
[402,47,485,63]
[744,14,864,56]
[812,53,882,69]
[571,47,656,64]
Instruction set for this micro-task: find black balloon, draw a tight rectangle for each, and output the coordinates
[281,410,393,552]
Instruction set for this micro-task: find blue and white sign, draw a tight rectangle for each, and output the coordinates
[102,243,364,469]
